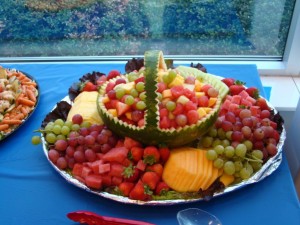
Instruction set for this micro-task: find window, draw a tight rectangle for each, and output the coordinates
[0,0,299,75]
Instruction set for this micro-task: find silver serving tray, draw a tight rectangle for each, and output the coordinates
[42,90,285,205]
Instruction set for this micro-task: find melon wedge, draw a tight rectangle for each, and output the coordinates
[162,147,220,192]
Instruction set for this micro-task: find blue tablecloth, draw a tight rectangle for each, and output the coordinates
[0,63,299,225]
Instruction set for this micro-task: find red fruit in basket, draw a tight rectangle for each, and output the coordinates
[82,81,97,92]
[129,180,151,201]
[116,101,131,116]
[229,84,245,95]
[155,181,170,195]
[222,78,235,87]
[107,70,121,80]
[118,182,135,197]
[246,87,259,99]
[129,146,144,162]
[143,146,160,165]
[141,171,160,190]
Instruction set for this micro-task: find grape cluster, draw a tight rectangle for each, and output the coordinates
[33,114,121,170]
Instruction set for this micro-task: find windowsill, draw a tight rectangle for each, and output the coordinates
[260,76,300,112]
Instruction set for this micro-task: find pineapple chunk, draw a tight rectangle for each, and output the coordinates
[162,89,172,99]
[219,174,235,187]
[168,75,184,88]
[194,79,203,91]
[208,97,217,107]
[67,91,103,125]
[197,107,207,118]
[108,109,118,117]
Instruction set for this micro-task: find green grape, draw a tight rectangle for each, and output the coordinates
[52,125,61,135]
[240,168,251,180]
[217,128,226,139]
[136,101,146,110]
[127,72,138,82]
[130,88,139,98]
[31,136,41,145]
[136,82,145,92]
[64,121,73,128]
[45,133,56,144]
[139,92,146,101]
[201,136,213,148]
[166,101,176,111]
[206,149,218,161]
[80,121,91,128]
[162,74,171,84]
[234,161,243,172]
[61,126,70,136]
[251,150,263,160]
[224,161,235,175]
[168,70,177,81]
[212,139,222,147]
[214,145,225,155]
[45,123,54,132]
[245,163,253,175]
[208,128,218,137]
[243,140,253,151]
[224,146,235,158]
[115,88,125,99]
[235,144,247,158]
[125,95,135,105]
[54,119,64,126]
[250,161,263,171]
[221,139,230,147]
[225,131,233,140]
[71,124,80,131]
[213,158,224,169]
[56,134,66,140]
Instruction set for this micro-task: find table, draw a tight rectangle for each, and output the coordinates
[0,62,299,225]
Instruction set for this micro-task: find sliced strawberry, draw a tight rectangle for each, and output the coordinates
[116,101,131,116]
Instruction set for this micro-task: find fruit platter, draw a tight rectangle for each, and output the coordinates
[0,67,39,141]
[33,50,285,205]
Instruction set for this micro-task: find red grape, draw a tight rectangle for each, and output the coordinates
[85,149,97,162]
[85,135,96,146]
[74,151,85,163]
[56,157,68,170]
[48,149,60,164]
[55,139,68,151]
[72,114,83,125]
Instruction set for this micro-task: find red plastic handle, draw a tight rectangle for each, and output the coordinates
[67,211,156,225]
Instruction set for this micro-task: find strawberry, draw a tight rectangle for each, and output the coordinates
[96,75,107,86]
[143,146,160,165]
[159,146,170,164]
[107,70,121,80]
[255,97,270,110]
[129,180,151,201]
[128,146,144,162]
[221,78,235,87]
[123,164,140,182]
[118,182,135,197]
[229,84,246,95]
[155,181,170,195]
[82,81,97,92]
[134,76,145,84]
[141,171,160,190]
[146,163,163,178]
[246,87,259,99]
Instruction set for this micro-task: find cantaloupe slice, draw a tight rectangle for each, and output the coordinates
[162,147,220,192]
